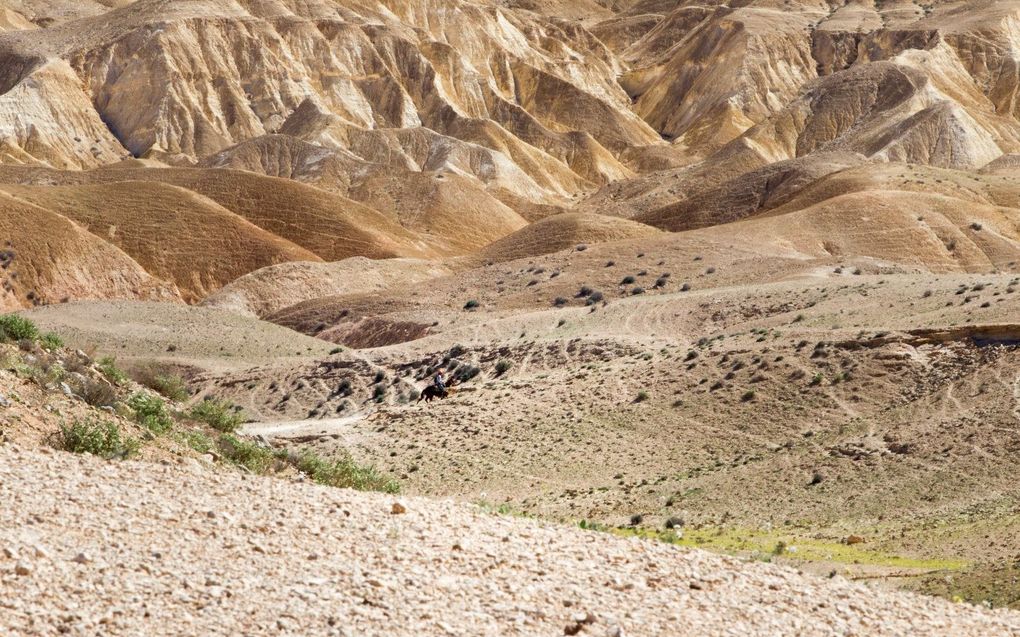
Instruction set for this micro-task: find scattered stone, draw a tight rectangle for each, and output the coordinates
[14,562,31,576]
[391,502,406,515]
[72,552,93,564]
[845,535,866,545]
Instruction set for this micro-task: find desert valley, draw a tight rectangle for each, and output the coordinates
[2,0,1020,634]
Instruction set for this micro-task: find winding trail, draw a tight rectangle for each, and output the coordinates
[242,413,370,439]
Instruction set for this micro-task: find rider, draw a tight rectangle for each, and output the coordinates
[433,368,447,393]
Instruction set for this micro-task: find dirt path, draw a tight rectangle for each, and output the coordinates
[242,413,371,439]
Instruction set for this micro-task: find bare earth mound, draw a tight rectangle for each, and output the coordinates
[480,212,663,263]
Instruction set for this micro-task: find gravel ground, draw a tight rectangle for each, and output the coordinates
[2,446,1019,637]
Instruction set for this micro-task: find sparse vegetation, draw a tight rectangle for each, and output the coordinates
[72,376,118,408]
[58,418,138,459]
[127,392,174,435]
[635,390,649,403]
[190,398,244,433]
[131,363,188,401]
[98,357,128,385]
[39,332,63,351]
[296,452,400,494]
[495,359,512,376]
[218,434,278,474]
[0,314,39,342]
[463,299,480,311]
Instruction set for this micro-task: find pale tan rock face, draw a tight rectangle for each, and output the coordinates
[3,0,1020,311]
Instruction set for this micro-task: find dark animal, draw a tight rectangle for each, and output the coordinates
[418,383,456,403]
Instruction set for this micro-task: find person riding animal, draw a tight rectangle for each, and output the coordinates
[418,368,454,403]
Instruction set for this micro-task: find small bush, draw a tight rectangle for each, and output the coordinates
[0,314,38,342]
[179,429,213,454]
[454,365,481,383]
[495,359,512,376]
[970,222,983,231]
[632,287,645,295]
[127,392,173,435]
[741,390,756,402]
[635,390,649,403]
[680,283,691,292]
[408,388,421,402]
[373,384,387,402]
[585,291,604,306]
[73,377,118,408]
[40,332,63,351]
[576,286,594,298]
[190,398,244,433]
[296,452,399,494]
[218,435,277,474]
[463,299,480,311]
[553,297,568,307]
[59,418,138,459]
[98,357,128,385]
[620,275,636,285]
[654,277,668,288]
[132,363,188,401]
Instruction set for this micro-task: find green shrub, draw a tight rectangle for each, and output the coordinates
[218,434,277,474]
[127,392,173,435]
[635,390,650,403]
[0,315,38,342]
[296,452,399,494]
[178,429,213,454]
[39,332,63,351]
[190,398,244,433]
[98,357,128,385]
[131,363,188,401]
[463,299,480,311]
[59,418,138,459]
[495,359,512,376]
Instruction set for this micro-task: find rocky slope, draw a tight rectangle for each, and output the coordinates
[3,445,1020,636]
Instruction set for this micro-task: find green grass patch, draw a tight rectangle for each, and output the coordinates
[39,332,63,351]
[174,429,214,454]
[604,525,969,571]
[58,418,139,459]
[295,452,399,494]
[218,434,279,474]
[127,392,174,435]
[189,398,244,433]
[0,314,39,342]
[98,357,128,385]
